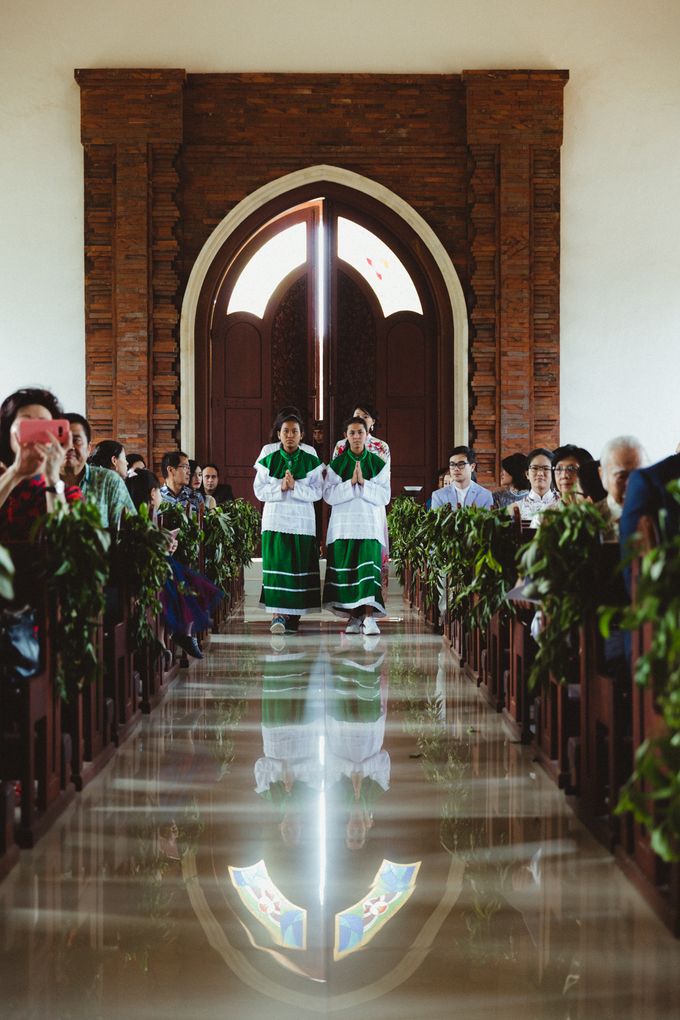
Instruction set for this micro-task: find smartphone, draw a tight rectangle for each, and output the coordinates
[14,419,71,447]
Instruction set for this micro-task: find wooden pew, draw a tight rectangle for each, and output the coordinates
[614,516,680,935]
[576,616,631,849]
[503,601,536,744]
[0,543,75,846]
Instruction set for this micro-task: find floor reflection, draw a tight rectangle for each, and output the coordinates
[1,583,679,1018]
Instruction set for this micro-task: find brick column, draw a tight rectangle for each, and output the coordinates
[75,69,185,463]
[463,70,568,479]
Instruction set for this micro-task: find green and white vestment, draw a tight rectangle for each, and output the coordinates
[322,447,390,617]
[254,444,323,615]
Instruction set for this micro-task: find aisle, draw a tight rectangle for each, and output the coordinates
[1,568,679,1019]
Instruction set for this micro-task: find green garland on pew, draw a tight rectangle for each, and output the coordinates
[157,503,201,565]
[429,505,518,627]
[387,496,427,585]
[113,504,172,651]
[38,499,111,701]
[204,499,260,592]
[518,501,607,689]
[602,481,680,862]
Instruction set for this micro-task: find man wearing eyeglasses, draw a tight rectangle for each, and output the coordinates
[429,445,493,510]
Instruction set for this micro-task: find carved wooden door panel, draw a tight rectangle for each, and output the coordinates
[208,195,436,506]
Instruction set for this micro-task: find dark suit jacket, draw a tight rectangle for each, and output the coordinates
[620,453,680,568]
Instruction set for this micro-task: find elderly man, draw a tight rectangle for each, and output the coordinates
[202,462,234,505]
[596,436,646,541]
[61,413,136,526]
[159,451,205,511]
[429,446,493,510]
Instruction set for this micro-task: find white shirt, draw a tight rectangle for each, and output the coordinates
[517,489,558,522]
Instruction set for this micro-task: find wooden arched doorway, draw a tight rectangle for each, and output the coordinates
[193,183,454,504]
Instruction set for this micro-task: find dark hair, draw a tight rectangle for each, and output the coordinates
[501,452,528,490]
[88,439,124,470]
[269,406,305,441]
[203,462,219,474]
[0,387,64,466]
[126,469,160,511]
[552,444,593,469]
[127,453,146,470]
[343,415,369,435]
[526,447,554,466]
[352,402,380,427]
[161,450,187,478]
[276,414,304,435]
[64,412,91,443]
[448,445,476,465]
[188,458,200,477]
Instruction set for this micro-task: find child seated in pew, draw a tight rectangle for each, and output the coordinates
[125,468,222,660]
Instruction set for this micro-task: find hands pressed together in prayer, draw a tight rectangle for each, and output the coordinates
[281,469,296,492]
[351,460,364,486]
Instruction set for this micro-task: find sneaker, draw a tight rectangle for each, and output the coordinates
[362,616,380,635]
[270,616,286,635]
[172,633,203,659]
[285,616,300,633]
[345,618,362,634]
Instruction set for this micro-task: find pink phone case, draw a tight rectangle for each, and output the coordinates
[14,419,70,446]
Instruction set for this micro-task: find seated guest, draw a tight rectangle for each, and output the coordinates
[596,436,646,541]
[61,413,136,526]
[551,444,593,505]
[425,466,451,510]
[429,446,493,510]
[202,463,234,505]
[88,439,129,479]
[0,388,81,540]
[493,452,529,508]
[620,447,680,560]
[159,451,205,511]
[126,468,162,517]
[126,452,146,476]
[512,448,558,524]
[189,460,216,510]
[124,465,221,659]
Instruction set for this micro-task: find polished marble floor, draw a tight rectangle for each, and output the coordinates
[1,567,679,1019]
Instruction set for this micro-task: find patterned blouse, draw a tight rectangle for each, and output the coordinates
[332,435,391,463]
[0,476,83,542]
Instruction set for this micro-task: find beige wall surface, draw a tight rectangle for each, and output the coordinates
[1,0,678,462]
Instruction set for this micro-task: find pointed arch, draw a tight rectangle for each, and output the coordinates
[180,165,467,455]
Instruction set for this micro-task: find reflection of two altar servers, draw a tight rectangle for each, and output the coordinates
[254,649,324,847]
[254,639,390,850]
[327,639,390,850]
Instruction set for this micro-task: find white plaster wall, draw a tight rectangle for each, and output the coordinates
[1,0,679,461]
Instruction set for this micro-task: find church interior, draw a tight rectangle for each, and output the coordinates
[1,1,680,1016]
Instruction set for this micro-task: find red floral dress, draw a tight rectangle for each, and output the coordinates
[0,476,83,542]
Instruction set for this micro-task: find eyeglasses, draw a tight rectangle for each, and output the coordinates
[449,460,469,469]
[555,465,579,475]
[528,466,551,474]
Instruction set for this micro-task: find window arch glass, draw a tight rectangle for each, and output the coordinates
[337,217,422,317]
[227,222,307,318]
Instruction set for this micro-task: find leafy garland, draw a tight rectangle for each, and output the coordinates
[204,500,260,592]
[388,499,518,627]
[157,503,201,565]
[113,504,172,650]
[387,496,427,585]
[518,501,608,688]
[38,499,111,701]
[602,481,680,861]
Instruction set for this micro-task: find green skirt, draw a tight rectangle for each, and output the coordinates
[323,538,386,617]
[260,531,321,615]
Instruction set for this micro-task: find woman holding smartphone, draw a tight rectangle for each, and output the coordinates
[0,387,81,541]
[323,416,391,635]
